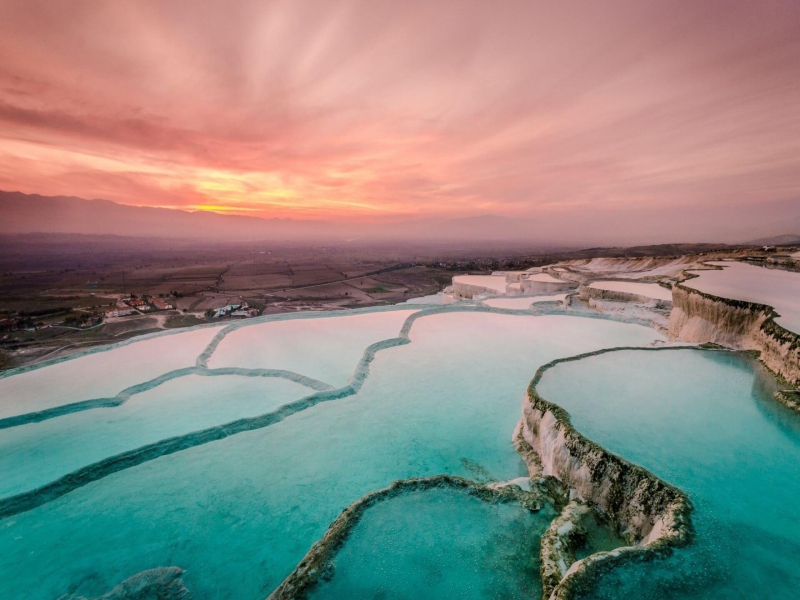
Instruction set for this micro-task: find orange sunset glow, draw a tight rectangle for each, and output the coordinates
[0,0,799,231]
[3,5,800,598]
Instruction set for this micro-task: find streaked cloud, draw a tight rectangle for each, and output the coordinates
[0,0,798,231]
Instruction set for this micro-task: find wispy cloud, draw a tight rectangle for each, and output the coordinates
[0,0,798,232]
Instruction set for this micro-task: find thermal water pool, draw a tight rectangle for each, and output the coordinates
[586,281,672,302]
[0,325,224,420]
[308,487,556,600]
[683,261,800,334]
[482,294,568,310]
[0,310,659,598]
[0,375,314,498]
[207,309,417,386]
[537,349,800,598]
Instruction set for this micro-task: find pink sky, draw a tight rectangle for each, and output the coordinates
[0,0,798,224]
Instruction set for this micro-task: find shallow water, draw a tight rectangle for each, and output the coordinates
[587,281,672,302]
[526,273,563,283]
[403,292,458,305]
[538,349,800,598]
[482,294,567,309]
[0,325,223,419]
[207,309,417,386]
[684,260,800,333]
[0,375,311,498]
[309,488,554,600]
[0,311,659,598]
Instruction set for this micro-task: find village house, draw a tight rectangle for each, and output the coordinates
[104,308,135,319]
[150,298,173,310]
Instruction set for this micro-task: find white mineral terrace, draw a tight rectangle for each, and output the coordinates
[557,256,707,279]
[683,261,800,334]
[526,273,563,283]
[452,275,509,294]
[0,325,225,420]
[482,295,568,309]
[587,281,672,302]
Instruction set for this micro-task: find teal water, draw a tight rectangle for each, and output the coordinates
[0,375,310,498]
[685,261,800,334]
[207,309,417,386]
[0,312,659,598]
[538,349,800,598]
[309,488,555,600]
[0,326,223,419]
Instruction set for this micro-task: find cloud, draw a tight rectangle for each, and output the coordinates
[0,0,798,239]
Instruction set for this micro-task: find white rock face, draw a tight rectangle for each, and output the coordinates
[517,393,691,600]
[682,261,800,335]
[553,256,710,280]
[451,270,576,299]
[0,326,225,420]
[520,275,576,294]
[669,285,800,385]
[452,275,512,298]
[491,270,529,282]
[586,281,672,302]
[519,397,688,542]
[482,294,568,309]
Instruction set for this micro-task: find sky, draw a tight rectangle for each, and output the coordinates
[0,0,799,235]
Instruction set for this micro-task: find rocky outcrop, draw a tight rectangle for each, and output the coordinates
[775,390,800,411]
[669,284,800,386]
[520,278,576,295]
[517,349,694,599]
[58,567,191,600]
[539,501,594,597]
[552,256,716,284]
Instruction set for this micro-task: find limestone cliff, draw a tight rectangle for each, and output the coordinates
[516,352,694,599]
[669,284,800,385]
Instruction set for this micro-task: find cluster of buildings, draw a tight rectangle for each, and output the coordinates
[0,317,35,332]
[104,295,174,319]
[212,302,258,319]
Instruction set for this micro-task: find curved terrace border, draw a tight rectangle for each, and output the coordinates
[0,304,420,380]
[0,366,334,430]
[4,303,753,598]
[0,304,662,520]
[672,265,800,388]
[578,283,672,307]
[1,301,657,431]
[0,306,664,519]
[517,344,783,598]
[267,474,564,600]
[271,345,740,600]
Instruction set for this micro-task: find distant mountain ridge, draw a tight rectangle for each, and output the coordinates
[0,191,336,241]
[0,190,548,244]
[2,190,798,246]
[747,233,800,246]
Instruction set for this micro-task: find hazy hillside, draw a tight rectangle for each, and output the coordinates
[3,190,798,246]
[0,191,336,242]
[0,191,550,244]
[748,233,800,246]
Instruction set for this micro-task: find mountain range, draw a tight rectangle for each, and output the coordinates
[1,190,798,247]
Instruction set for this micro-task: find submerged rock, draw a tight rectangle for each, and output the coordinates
[58,567,191,600]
